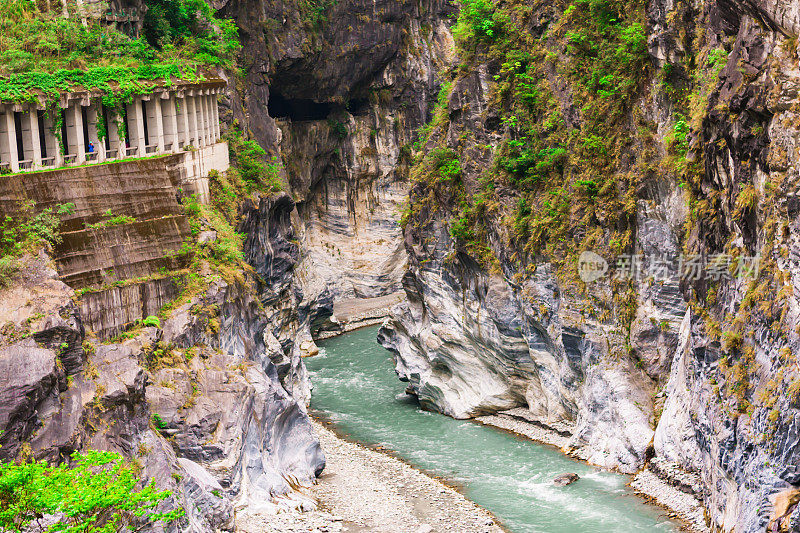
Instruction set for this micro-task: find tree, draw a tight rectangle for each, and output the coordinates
[0,450,182,533]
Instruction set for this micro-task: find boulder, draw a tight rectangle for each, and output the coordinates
[553,473,580,486]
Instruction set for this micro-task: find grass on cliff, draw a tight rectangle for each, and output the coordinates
[407,0,650,329]
[0,201,74,288]
[0,0,240,103]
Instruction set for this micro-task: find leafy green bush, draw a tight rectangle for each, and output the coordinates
[142,316,161,328]
[453,0,501,47]
[0,0,239,103]
[151,413,167,429]
[0,256,18,289]
[0,450,181,533]
[576,179,599,198]
[327,119,348,140]
[669,115,689,158]
[449,216,475,243]
[143,0,240,65]
[0,201,64,257]
[426,148,462,182]
[299,0,336,29]
[224,129,284,192]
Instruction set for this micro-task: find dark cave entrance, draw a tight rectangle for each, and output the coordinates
[268,92,336,121]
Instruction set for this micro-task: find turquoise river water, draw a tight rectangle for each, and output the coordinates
[307,326,678,533]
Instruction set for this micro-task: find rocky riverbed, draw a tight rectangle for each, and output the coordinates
[235,421,502,533]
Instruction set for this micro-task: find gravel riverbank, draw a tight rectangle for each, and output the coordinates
[235,420,503,533]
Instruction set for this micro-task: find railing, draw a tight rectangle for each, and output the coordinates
[0,138,218,174]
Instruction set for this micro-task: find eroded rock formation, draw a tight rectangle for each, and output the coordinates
[377,0,800,531]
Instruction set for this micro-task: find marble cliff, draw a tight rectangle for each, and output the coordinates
[2,0,800,532]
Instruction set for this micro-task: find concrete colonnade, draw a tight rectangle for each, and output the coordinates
[0,84,224,173]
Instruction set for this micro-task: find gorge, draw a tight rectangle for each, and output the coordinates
[1,0,800,532]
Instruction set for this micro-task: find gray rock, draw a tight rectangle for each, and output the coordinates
[553,473,580,486]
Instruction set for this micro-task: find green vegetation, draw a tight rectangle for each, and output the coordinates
[409,0,651,308]
[453,0,503,47]
[224,128,284,193]
[87,210,137,229]
[142,315,161,328]
[0,201,74,288]
[151,413,167,429]
[0,0,239,103]
[0,450,181,532]
[299,0,337,29]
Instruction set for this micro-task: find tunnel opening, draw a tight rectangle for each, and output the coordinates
[346,98,371,116]
[268,91,337,121]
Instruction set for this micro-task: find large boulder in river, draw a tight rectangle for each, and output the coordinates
[553,473,580,486]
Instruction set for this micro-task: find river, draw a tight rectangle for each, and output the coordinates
[306,326,678,533]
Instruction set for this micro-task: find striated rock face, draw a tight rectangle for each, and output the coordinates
[218,0,455,340]
[0,210,324,532]
[377,0,800,531]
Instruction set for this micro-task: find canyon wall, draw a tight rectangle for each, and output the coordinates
[218,0,456,336]
[0,1,456,530]
[0,192,324,532]
[377,0,800,531]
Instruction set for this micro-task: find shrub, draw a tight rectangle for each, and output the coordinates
[0,450,181,532]
[0,201,65,258]
[453,0,500,46]
[225,128,283,192]
[151,413,167,429]
[0,256,18,289]
[576,179,599,198]
[669,115,690,158]
[450,216,474,243]
[327,118,348,140]
[426,148,462,182]
[142,315,161,328]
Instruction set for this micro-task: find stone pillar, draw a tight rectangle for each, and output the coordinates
[152,95,165,153]
[26,108,42,169]
[85,101,105,163]
[105,108,122,160]
[210,92,220,142]
[0,106,19,173]
[199,93,208,146]
[205,93,215,144]
[66,101,85,165]
[188,95,200,148]
[176,96,189,150]
[127,97,147,157]
[194,94,205,147]
[201,94,212,146]
[41,110,62,168]
[16,109,32,169]
[166,94,179,152]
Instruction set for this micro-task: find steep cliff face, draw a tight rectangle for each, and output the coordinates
[378,0,800,530]
[218,0,456,337]
[0,0,461,529]
[0,192,324,532]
